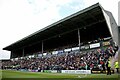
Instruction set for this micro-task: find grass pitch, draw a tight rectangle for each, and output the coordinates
[1,70,119,80]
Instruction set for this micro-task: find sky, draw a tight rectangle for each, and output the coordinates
[118,1,120,26]
[0,0,119,60]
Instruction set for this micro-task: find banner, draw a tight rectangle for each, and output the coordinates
[61,70,91,74]
[102,41,110,46]
[43,70,57,73]
[90,43,100,49]
[50,70,57,73]
[72,47,79,51]
[80,45,90,50]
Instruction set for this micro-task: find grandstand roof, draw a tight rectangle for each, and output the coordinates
[3,3,113,58]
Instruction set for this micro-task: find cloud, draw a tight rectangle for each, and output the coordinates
[0,0,84,47]
[0,0,84,59]
[0,50,10,60]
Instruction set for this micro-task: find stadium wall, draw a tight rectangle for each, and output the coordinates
[118,27,120,46]
[102,10,119,46]
[101,9,119,70]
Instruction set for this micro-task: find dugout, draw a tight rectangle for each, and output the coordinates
[3,3,118,58]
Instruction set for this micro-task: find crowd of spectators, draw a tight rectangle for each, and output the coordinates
[2,45,118,72]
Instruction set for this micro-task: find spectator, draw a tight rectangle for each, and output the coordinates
[114,61,119,73]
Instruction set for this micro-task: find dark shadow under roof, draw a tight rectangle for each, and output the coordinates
[3,3,108,51]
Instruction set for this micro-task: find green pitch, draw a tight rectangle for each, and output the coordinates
[1,70,119,80]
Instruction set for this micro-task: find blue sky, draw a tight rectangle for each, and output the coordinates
[59,1,84,18]
[0,0,119,59]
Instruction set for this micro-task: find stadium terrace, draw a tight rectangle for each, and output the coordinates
[2,3,119,76]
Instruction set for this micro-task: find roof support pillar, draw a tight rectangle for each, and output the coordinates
[11,51,13,59]
[42,41,44,54]
[78,29,81,51]
[22,48,24,57]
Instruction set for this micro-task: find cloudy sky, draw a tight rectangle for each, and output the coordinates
[0,0,119,59]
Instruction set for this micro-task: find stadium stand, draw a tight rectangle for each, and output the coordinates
[2,38,118,74]
[2,3,119,74]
